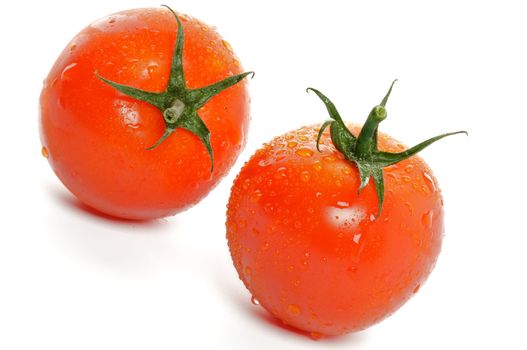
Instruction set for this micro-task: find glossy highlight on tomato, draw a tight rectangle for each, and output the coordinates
[40,7,251,220]
[226,123,448,336]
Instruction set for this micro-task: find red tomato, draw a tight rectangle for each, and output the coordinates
[226,85,463,336]
[40,7,251,220]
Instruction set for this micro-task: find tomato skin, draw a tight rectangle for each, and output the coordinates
[226,124,444,336]
[40,8,250,220]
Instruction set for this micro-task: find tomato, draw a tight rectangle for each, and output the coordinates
[40,6,252,220]
[226,83,464,336]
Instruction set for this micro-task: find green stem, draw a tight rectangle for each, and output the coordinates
[354,105,387,158]
[309,81,467,218]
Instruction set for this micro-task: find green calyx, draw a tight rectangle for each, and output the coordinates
[308,81,467,217]
[96,5,254,172]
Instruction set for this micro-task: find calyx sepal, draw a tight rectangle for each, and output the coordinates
[96,5,254,172]
[308,81,467,217]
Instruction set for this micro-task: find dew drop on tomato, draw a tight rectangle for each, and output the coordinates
[41,146,49,159]
[287,304,301,315]
[310,332,324,340]
[251,296,260,306]
[348,265,358,273]
[423,172,437,192]
[300,170,310,182]
[295,148,313,158]
[221,39,233,51]
[421,210,434,228]
[61,62,78,82]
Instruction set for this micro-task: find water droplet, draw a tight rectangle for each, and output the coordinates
[300,170,310,182]
[337,201,349,208]
[313,161,322,171]
[257,159,270,167]
[310,332,323,340]
[323,155,336,162]
[287,141,298,148]
[327,205,365,228]
[147,63,158,75]
[353,232,362,244]
[386,172,397,180]
[274,166,287,180]
[293,279,301,286]
[315,192,322,198]
[423,172,437,192]
[115,100,141,129]
[61,62,78,81]
[421,210,434,228]
[402,176,411,183]
[221,39,233,51]
[296,148,313,158]
[69,43,77,52]
[179,14,190,22]
[370,214,375,221]
[264,203,275,214]
[405,164,414,173]
[304,252,310,257]
[41,146,49,159]
[348,265,358,273]
[413,284,421,294]
[242,178,251,190]
[239,219,247,228]
[251,296,260,305]
[298,135,309,141]
[287,304,301,315]
[245,266,252,276]
[294,221,302,229]
[342,166,352,175]
[251,189,262,202]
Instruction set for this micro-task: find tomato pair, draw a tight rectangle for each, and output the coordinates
[40,6,464,338]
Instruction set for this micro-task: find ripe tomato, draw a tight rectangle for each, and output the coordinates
[226,84,464,336]
[40,7,251,220]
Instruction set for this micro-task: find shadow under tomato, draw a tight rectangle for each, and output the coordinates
[46,184,169,229]
[43,181,179,275]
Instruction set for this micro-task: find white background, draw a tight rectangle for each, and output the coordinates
[1,0,525,349]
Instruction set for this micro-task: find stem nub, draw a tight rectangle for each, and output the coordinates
[163,99,185,124]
